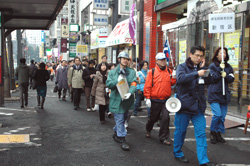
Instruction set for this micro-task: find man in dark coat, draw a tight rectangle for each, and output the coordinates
[15,58,31,108]
[56,60,68,101]
[29,59,37,89]
[173,46,214,166]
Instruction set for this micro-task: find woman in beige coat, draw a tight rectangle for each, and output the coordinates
[91,62,109,124]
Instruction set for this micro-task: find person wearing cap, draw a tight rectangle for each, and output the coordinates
[106,51,137,151]
[174,45,214,166]
[144,52,176,145]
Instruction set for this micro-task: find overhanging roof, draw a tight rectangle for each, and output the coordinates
[0,0,66,30]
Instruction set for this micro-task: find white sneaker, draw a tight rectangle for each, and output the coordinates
[87,108,91,112]
[91,108,96,112]
[125,120,128,128]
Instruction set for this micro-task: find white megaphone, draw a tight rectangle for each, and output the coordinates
[165,96,181,113]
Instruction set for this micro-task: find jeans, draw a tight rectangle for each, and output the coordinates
[146,101,170,142]
[19,83,29,106]
[210,103,228,133]
[113,112,128,137]
[173,110,209,165]
[133,90,150,117]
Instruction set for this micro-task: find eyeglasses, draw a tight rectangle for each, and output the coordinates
[193,54,204,58]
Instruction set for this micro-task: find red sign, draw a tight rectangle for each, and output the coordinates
[61,18,68,25]
[0,57,2,86]
[61,38,67,53]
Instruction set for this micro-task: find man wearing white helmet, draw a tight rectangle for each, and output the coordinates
[144,52,176,145]
[106,51,137,151]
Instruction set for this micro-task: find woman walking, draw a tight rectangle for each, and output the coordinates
[33,62,50,109]
[208,47,235,144]
[91,62,109,124]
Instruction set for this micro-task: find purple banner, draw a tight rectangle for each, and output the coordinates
[129,3,136,45]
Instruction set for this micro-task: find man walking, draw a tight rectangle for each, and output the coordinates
[144,53,176,145]
[15,58,31,108]
[68,57,85,110]
[56,60,68,101]
[106,51,137,151]
[29,59,37,89]
[173,46,214,166]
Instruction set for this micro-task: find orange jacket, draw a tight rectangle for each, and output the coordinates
[144,65,176,100]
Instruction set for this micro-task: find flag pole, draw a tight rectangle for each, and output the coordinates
[221,33,225,95]
[166,34,174,68]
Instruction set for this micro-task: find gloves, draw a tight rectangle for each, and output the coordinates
[221,71,226,78]
[146,99,151,108]
[118,74,123,82]
[220,62,225,69]
[124,93,131,100]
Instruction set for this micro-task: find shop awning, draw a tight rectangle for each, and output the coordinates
[162,18,187,31]
[1,0,66,30]
[106,17,136,47]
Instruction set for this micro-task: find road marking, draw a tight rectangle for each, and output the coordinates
[184,137,250,142]
[0,112,14,116]
[0,107,36,113]
[0,134,30,143]
[217,165,250,166]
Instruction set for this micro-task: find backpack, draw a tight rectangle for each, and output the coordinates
[151,67,171,87]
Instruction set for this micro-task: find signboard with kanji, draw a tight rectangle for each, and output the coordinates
[77,45,88,56]
[119,0,133,15]
[209,13,235,33]
[68,0,77,24]
[61,25,69,38]
[69,42,77,58]
[93,0,108,10]
[93,14,108,26]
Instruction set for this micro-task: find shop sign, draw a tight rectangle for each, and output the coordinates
[225,32,240,68]
[69,43,77,58]
[69,24,79,32]
[77,45,88,56]
[68,0,77,24]
[91,30,99,49]
[157,0,166,4]
[61,18,68,25]
[118,0,133,15]
[99,28,108,48]
[93,0,108,10]
[145,22,150,62]
[61,38,67,53]
[179,40,187,64]
[209,13,235,33]
[93,14,108,26]
[69,32,78,43]
[61,25,69,38]
[41,31,45,43]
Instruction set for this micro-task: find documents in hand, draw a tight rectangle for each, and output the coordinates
[116,77,129,100]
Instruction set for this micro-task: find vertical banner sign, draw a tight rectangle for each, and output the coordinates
[41,31,45,57]
[129,3,136,45]
[61,38,67,53]
[209,12,235,95]
[69,43,77,58]
[145,22,150,62]
[69,0,77,24]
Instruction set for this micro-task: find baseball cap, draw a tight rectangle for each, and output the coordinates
[156,53,166,60]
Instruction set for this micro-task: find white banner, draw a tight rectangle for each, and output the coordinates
[68,0,77,24]
[93,0,108,10]
[209,13,235,33]
[61,25,69,38]
[93,14,108,26]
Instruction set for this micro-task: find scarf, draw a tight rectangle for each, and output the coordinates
[100,70,107,84]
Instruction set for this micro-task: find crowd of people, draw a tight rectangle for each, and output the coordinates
[15,45,235,166]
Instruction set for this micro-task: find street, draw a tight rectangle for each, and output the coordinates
[0,81,250,166]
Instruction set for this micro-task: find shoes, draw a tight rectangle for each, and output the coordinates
[216,132,226,143]
[113,132,121,143]
[41,106,44,109]
[120,138,130,151]
[175,156,189,163]
[21,106,24,108]
[58,96,61,100]
[200,162,215,166]
[162,138,171,146]
[107,112,112,118]
[87,108,91,112]
[62,97,66,101]
[25,103,28,107]
[210,131,218,144]
[74,106,78,110]
[91,107,96,112]
[145,131,151,138]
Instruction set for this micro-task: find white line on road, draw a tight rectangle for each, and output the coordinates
[0,112,14,116]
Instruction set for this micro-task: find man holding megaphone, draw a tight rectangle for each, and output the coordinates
[144,52,176,146]
[173,46,214,166]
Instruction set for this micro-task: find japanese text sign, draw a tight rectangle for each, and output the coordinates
[209,13,235,33]
[93,0,108,10]
[68,0,77,24]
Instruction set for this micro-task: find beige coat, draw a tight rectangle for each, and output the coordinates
[68,65,85,89]
[91,71,109,105]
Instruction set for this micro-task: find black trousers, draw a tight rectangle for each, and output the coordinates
[146,100,170,142]
[99,105,107,121]
[19,83,29,106]
[73,88,82,107]
[58,88,67,98]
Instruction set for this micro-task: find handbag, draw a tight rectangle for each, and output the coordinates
[31,80,37,89]
[53,84,58,93]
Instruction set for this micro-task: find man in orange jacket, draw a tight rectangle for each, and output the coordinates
[144,52,176,145]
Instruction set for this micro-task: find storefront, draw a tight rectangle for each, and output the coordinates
[162,1,250,116]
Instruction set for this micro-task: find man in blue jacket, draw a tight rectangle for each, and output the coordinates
[174,46,214,166]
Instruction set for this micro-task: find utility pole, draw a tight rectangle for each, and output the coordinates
[17,30,22,66]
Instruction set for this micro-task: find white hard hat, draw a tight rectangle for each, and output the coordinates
[156,53,166,60]
[118,51,130,59]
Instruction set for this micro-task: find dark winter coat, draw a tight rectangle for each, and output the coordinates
[56,66,68,89]
[208,62,234,104]
[33,69,50,87]
[91,71,109,105]
[15,63,31,84]
[176,57,212,114]
[82,67,96,87]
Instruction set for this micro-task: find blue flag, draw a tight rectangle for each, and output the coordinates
[163,39,171,62]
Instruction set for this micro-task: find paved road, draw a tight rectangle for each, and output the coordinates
[0,81,249,166]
